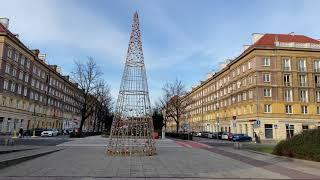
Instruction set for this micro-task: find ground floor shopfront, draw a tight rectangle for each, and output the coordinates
[0,107,80,135]
[182,117,320,141]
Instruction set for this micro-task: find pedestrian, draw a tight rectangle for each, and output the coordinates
[19,127,24,138]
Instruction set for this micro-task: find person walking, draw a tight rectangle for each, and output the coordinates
[19,127,24,138]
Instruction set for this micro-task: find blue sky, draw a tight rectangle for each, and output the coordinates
[1,0,319,105]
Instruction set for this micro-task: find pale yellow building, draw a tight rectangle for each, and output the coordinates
[0,18,83,134]
[184,33,320,141]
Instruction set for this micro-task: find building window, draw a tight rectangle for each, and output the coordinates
[248,76,253,84]
[300,90,308,102]
[302,125,309,131]
[12,68,17,77]
[317,106,320,115]
[5,64,10,74]
[3,80,9,90]
[263,57,270,66]
[248,61,252,69]
[20,56,25,66]
[263,89,272,97]
[284,89,293,102]
[7,48,12,58]
[301,105,308,114]
[25,74,29,83]
[264,124,273,139]
[283,58,291,71]
[315,75,320,87]
[263,73,270,82]
[23,87,28,97]
[249,90,253,99]
[284,74,292,86]
[237,68,240,75]
[316,91,320,102]
[286,124,294,139]
[264,104,271,113]
[19,71,23,80]
[299,75,307,87]
[31,79,35,87]
[17,84,22,94]
[33,66,37,74]
[14,53,19,62]
[26,59,30,69]
[10,82,15,92]
[314,60,320,72]
[297,59,306,72]
[285,105,292,114]
[30,91,34,99]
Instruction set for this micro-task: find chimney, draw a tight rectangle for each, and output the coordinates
[289,32,295,36]
[32,49,40,57]
[0,18,9,29]
[252,33,264,44]
[49,65,58,71]
[38,53,46,61]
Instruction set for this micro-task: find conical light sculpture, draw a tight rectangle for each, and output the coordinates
[107,12,156,156]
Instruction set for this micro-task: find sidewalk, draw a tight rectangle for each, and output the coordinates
[0,136,319,179]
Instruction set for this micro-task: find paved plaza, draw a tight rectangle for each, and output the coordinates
[0,136,320,179]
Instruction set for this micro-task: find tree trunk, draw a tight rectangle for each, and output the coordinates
[176,121,179,133]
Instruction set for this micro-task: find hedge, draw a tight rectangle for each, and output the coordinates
[273,129,320,162]
[166,132,193,140]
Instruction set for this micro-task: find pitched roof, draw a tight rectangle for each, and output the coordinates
[253,33,320,47]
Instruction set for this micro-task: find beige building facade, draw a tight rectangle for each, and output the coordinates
[182,33,320,141]
[0,19,83,134]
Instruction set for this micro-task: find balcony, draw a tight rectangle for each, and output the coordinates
[284,82,292,86]
[299,82,307,87]
[283,66,291,71]
[298,67,306,72]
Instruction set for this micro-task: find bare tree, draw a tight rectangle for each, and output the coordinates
[161,79,189,133]
[72,57,102,134]
[93,80,113,133]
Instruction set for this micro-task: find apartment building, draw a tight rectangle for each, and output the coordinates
[0,18,83,134]
[182,33,320,141]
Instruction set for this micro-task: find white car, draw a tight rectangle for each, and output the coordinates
[221,132,229,140]
[41,129,59,137]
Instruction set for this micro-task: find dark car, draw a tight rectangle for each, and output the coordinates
[232,134,252,142]
[33,128,45,136]
[216,132,224,139]
[201,132,209,138]
[23,130,32,136]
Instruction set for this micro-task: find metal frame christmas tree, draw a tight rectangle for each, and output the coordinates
[107,12,156,156]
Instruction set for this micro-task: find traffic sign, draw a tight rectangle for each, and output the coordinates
[274,124,278,129]
[256,120,260,125]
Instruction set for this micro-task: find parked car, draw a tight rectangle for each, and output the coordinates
[232,134,252,142]
[201,132,210,138]
[23,130,32,136]
[216,132,224,139]
[41,129,59,137]
[221,132,230,140]
[207,132,214,138]
[228,133,234,141]
[194,132,202,137]
[33,128,45,136]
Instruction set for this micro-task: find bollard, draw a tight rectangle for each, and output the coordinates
[12,130,17,139]
[31,130,37,138]
[233,142,242,149]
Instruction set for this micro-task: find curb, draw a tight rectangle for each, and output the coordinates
[244,149,320,167]
[0,148,63,169]
[0,148,35,155]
